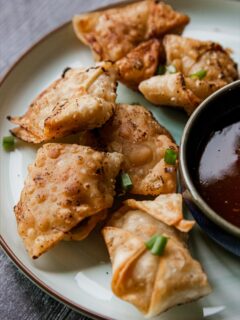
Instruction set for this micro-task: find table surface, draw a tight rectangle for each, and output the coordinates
[0,0,239,320]
[0,1,119,320]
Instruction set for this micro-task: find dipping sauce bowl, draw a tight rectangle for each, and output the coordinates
[180,80,240,256]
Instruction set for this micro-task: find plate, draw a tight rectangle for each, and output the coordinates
[0,0,240,319]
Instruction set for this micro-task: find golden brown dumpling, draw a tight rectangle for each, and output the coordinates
[139,35,238,114]
[139,72,226,115]
[102,194,211,317]
[163,35,238,83]
[8,64,117,143]
[63,210,108,241]
[99,103,178,195]
[14,143,123,258]
[73,0,189,62]
[115,39,163,90]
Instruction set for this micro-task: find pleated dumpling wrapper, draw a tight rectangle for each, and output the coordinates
[73,0,189,62]
[163,35,238,83]
[99,104,178,195]
[14,143,123,258]
[115,39,163,90]
[139,35,238,114]
[8,63,117,143]
[102,194,211,318]
[139,72,226,115]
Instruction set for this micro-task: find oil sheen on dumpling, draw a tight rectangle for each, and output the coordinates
[102,194,211,317]
[73,0,189,62]
[14,143,123,258]
[116,39,163,90]
[139,35,238,114]
[163,34,238,83]
[99,104,178,195]
[139,72,226,115]
[8,63,117,143]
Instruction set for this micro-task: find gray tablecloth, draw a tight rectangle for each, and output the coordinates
[0,1,119,319]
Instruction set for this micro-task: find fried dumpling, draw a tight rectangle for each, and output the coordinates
[116,39,163,90]
[102,194,211,317]
[8,64,117,143]
[139,73,226,115]
[99,104,178,195]
[163,35,238,83]
[63,209,108,241]
[14,143,123,258]
[139,35,238,114]
[73,0,189,62]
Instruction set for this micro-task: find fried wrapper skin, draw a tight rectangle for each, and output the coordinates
[163,35,238,83]
[64,209,108,241]
[102,194,211,317]
[73,0,189,62]
[139,72,226,115]
[116,39,163,90]
[8,63,117,143]
[99,103,178,195]
[14,144,123,258]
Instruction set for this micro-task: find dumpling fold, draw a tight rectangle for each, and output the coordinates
[14,143,123,258]
[8,63,117,143]
[163,35,238,83]
[99,103,178,195]
[115,39,163,90]
[139,35,238,114]
[139,73,226,115]
[73,0,189,62]
[102,194,211,317]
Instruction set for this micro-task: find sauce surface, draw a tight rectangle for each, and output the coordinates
[196,121,240,228]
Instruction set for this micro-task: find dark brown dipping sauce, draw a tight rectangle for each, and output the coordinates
[196,121,240,228]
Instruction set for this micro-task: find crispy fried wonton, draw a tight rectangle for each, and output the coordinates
[99,104,178,195]
[73,0,189,62]
[14,143,123,258]
[116,39,163,90]
[163,35,238,83]
[64,209,108,241]
[139,35,238,114]
[139,73,226,115]
[102,194,211,317]
[8,63,117,143]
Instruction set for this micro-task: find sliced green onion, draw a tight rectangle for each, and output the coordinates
[157,65,166,75]
[145,234,158,250]
[145,234,168,256]
[151,235,168,255]
[164,148,178,165]
[166,64,177,74]
[190,69,207,80]
[2,135,15,151]
[121,172,133,192]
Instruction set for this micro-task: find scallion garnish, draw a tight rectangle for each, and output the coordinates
[166,65,177,74]
[190,69,207,80]
[157,65,166,75]
[120,172,133,192]
[145,234,158,250]
[145,234,168,256]
[2,135,15,151]
[164,148,178,165]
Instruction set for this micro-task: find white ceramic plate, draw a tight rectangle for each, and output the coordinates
[1,0,240,319]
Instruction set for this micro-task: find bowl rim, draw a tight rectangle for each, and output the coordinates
[180,79,240,238]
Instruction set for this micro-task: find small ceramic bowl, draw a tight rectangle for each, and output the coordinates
[180,80,240,256]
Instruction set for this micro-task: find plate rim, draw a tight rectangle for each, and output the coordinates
[0,237,111,320]
[1,0,240,319]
